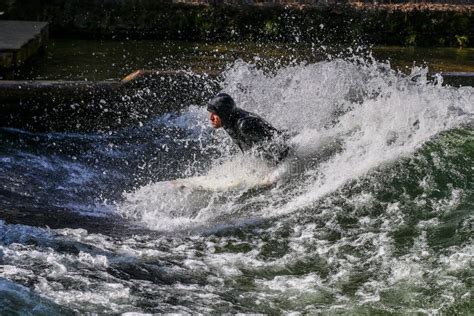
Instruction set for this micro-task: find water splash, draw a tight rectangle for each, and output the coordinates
[119,58,473,231]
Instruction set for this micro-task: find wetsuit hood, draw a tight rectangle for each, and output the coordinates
[207,93,236,127]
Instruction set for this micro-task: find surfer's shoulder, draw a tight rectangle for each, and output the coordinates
[236,116,263,132]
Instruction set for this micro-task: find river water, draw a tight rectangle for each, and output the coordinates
[13,39,474,80]
[1,49,473,314]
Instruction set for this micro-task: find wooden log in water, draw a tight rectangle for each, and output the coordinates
[437,72,474,87]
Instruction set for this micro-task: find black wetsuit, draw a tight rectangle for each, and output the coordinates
[207,93,290,164]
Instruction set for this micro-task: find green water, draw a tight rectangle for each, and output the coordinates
[15,40,474,81]
[374,46,474,73]
[0,51,472,314]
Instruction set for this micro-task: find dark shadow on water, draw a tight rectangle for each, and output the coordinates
[0,206,153,238]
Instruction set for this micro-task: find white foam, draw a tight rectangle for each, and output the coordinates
[119,58,473,232]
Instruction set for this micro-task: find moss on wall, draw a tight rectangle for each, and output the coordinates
[2,0,473,47]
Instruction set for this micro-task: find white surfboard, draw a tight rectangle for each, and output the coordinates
[169,175,265,192]
[168,166,287,192]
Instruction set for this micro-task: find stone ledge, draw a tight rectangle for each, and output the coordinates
[0,20,49,68]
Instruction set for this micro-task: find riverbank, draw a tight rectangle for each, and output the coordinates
[350,3,474,13]
[1,1,473,47]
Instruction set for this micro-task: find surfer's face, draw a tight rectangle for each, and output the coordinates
[209,112,223,128]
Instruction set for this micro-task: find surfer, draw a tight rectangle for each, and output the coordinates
[207,93,291,165]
